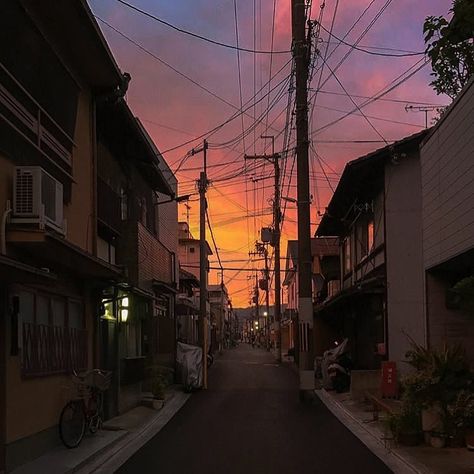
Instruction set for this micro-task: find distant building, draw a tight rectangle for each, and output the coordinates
[315,131,428,371]
[283,238,339,358]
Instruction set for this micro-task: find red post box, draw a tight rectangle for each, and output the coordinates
[381,361,398,398]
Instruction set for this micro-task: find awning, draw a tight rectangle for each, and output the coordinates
[153,279,178,294]
[7,229,123,280]
[0,254,57,283]
[314,276,385,316]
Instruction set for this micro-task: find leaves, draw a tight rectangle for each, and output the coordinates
[424,0,474,99]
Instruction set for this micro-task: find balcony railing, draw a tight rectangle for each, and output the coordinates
[0,61,73,168]
[22,323,87,377]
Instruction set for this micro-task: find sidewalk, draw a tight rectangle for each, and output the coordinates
[316,388,474,474]
[12,387,190,474]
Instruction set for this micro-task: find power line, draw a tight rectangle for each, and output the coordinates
[318,54,388,144]
[206,204,223,273]
[317,22,424,57]
[165,59,293,156]
[96,15,292,159]
[312,58,429,136]
[315,89,445,106]
[115,0,291,54]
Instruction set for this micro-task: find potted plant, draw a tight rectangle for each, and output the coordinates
[403,340,473,444]
[449,390,474,450]
[388,406,423,446]
[429,431,447,448]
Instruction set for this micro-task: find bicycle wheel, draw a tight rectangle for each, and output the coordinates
[59,400,86,448]
[89,392,103,434]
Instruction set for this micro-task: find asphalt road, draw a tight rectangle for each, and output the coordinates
[118,344,392,474]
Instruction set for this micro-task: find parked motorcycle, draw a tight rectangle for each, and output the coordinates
[327,339,352,393]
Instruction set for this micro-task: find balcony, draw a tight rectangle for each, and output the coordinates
[0,61,73,170]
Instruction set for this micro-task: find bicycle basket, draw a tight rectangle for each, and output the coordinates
[88,370,112,392]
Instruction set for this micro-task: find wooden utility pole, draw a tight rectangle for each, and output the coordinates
[292,0,314,398]
[273,152,282,364]
[251,241,271,350]
[193,139,209,389]
[263,246,270,350]
[245,135,282,362]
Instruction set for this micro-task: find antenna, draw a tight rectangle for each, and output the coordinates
[405,105,439,129]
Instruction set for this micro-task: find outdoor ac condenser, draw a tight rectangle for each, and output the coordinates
[12,166,65,233]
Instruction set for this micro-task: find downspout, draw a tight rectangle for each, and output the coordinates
[1,202,12,255]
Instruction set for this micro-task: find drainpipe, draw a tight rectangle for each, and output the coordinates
[1,201,12,255]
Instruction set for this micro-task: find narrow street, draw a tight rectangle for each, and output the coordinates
[118,345,391,474]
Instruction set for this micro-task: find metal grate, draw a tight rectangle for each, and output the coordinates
[15,169,34,214]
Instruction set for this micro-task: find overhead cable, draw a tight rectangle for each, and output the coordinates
[115,0,291,54]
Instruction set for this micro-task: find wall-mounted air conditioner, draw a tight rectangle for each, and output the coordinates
[11,166,65,234]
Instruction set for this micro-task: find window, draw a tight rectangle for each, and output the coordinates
[344,237,352,274]
[97,237,116,265]
[189,247,195,254]
[15,289,87,376]
[367,219,374,253]
[120,188,128,221]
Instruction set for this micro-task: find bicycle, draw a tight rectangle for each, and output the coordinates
[59,369,112,448]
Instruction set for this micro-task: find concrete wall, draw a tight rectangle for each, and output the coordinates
[4,279,95,470]
[63,90,95,253]
[421,80,474,358]
[421,80,474,270]
[178,240,201,281]
[384,152,425,368]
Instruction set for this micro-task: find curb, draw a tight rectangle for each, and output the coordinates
[75,391,191,473]
[315,389,430,474]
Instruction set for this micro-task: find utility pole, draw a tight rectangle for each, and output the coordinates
[245,135,282,363]
[219,270,224,354]
[250,241,271,350]
[263,246,270,350]
[192,139,209,389]
[292,0,314,399]
[255,271,260,344]
[184,203,191,226]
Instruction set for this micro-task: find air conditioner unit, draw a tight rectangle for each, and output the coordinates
[12,166,65,233]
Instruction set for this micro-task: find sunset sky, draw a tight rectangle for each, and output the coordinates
[88,0,451,307]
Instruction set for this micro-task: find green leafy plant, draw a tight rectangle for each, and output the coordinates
[448,390,474,431]
[424,0,474,99]
[403,340,474,438]
[144,365,174,399]
[404,341,472,407]
[387,406,422,445]
[151,376,167,400]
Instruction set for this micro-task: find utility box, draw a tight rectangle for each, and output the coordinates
[261,227,273,243]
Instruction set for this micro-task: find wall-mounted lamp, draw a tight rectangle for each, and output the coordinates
[120,296,129,323]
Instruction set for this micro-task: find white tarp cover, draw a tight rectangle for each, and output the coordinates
[176,342,203,389]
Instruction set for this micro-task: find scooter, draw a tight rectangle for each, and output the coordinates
[327,340,352,393]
